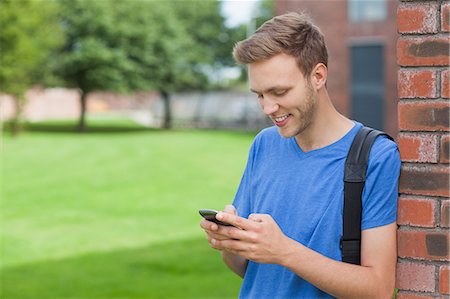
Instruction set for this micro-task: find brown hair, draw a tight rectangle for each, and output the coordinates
[233,12,328,77]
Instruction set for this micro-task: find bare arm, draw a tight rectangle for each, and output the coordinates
[221,249,248,278]
[280,223,397,298]
[213,212,397,299]
[200,205,248,278]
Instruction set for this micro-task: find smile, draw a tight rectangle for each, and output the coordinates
[273,114,291,126]
[275,115,289,122]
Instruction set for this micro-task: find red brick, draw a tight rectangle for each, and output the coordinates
[398,2,439,34]
[440,265,450,294]
[398,197,437,227]
[441,135,450,163]
[397,293,447,299]
[396,261,435,292]
[398,133,438,163]
[397,37,450,66]
[399,164,450,197]
[442,69,449,99]
[441,201,450,228]
[398,229,449,260]
[442,2,450,32]
[398,69,438,98]
[398,101,450,131]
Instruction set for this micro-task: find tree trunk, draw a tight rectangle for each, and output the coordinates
[161,90,172,129]
[77,90,88,132]
[10,94,25,137]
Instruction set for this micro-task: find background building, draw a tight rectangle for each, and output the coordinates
[276,0,398,137]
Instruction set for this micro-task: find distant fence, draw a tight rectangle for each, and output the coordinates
[152,91,271,131]
[0,88,271,131]
[0,87,81,122]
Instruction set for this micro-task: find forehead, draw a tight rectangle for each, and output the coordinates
[248,53,305,92]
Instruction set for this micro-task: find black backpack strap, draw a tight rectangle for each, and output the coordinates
[341,126,393,265]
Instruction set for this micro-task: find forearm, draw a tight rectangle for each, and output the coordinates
[222,250,248,278]
[281,238,394,299]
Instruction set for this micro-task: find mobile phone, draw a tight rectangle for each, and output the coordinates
[199,209,234,226]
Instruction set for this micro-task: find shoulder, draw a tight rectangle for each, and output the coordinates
[369,134,400,167]
[251,126,281,148]
[255,126,279,141]
[247,126,289,162]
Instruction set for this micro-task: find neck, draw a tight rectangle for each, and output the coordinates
[295,89,354,152]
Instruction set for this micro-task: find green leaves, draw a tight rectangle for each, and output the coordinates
[1,0,246,96]
[0,0,62,97]
[55,0,238,94]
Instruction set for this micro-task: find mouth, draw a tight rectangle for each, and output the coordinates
[272,114,291,127]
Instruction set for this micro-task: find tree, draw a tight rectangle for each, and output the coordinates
[232,0,275,86]
[152,0,241,128]
[56,0,238,131]
[0,0,62,135]
[255,0,275,29]
[57,0,149,131]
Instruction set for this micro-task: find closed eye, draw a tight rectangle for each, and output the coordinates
[273,90,287,97]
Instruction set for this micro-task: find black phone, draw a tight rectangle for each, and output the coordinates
[199,209,233,226]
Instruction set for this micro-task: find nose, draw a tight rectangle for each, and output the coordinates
[261,97,279,115]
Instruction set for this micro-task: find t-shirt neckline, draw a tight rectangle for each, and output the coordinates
[289,121,362,158]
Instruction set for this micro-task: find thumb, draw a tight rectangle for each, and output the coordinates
[223,204,237,215]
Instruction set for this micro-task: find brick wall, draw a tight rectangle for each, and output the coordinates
[396,1,450,298]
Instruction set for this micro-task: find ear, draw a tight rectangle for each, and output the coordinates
[310,63,327,90]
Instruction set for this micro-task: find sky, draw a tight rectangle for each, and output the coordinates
[218,1,261,82]
[221,0,259,27]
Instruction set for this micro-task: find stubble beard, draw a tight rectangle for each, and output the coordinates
[279,84,317,138]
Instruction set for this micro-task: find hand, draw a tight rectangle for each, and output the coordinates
[212,212,293,265]
[200,205,240,251]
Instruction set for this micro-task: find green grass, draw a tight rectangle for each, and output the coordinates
[1,119,255,299]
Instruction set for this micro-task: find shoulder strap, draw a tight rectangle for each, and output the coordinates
[341,126,393,265]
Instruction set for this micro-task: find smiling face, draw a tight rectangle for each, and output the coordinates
[249,53,318,138]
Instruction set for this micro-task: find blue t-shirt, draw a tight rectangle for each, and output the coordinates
[232,122,401,299]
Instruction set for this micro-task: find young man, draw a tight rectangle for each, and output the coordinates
[200,12,400,298]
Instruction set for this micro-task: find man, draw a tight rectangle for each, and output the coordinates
[200,12,400,298]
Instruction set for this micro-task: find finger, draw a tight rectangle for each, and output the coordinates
[215,238,249,252]
[205,222,246,240]
[207,234,227,244]
[200,219,218,231]
[207,234,230,241]
[216,212,255,231]
[206,230,234,241]
[223,204,236,215]
[209,238,224,251]
[216,225,250,240]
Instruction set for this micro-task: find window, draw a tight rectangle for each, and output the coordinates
[351,44,385,130]
[349,0,386,22]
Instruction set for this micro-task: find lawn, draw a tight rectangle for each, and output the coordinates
[1,119,255,299]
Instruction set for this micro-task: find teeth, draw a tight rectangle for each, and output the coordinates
[275,115,289,122]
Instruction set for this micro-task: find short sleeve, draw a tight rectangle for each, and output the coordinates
[361,136,401,230]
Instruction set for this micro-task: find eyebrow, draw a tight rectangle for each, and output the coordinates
[250,86,291,94]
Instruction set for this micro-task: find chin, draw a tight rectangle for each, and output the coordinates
[278,123,309,138]
[277,127,298,138]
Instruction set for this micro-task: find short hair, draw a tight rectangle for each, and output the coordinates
[233,12,328,77]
